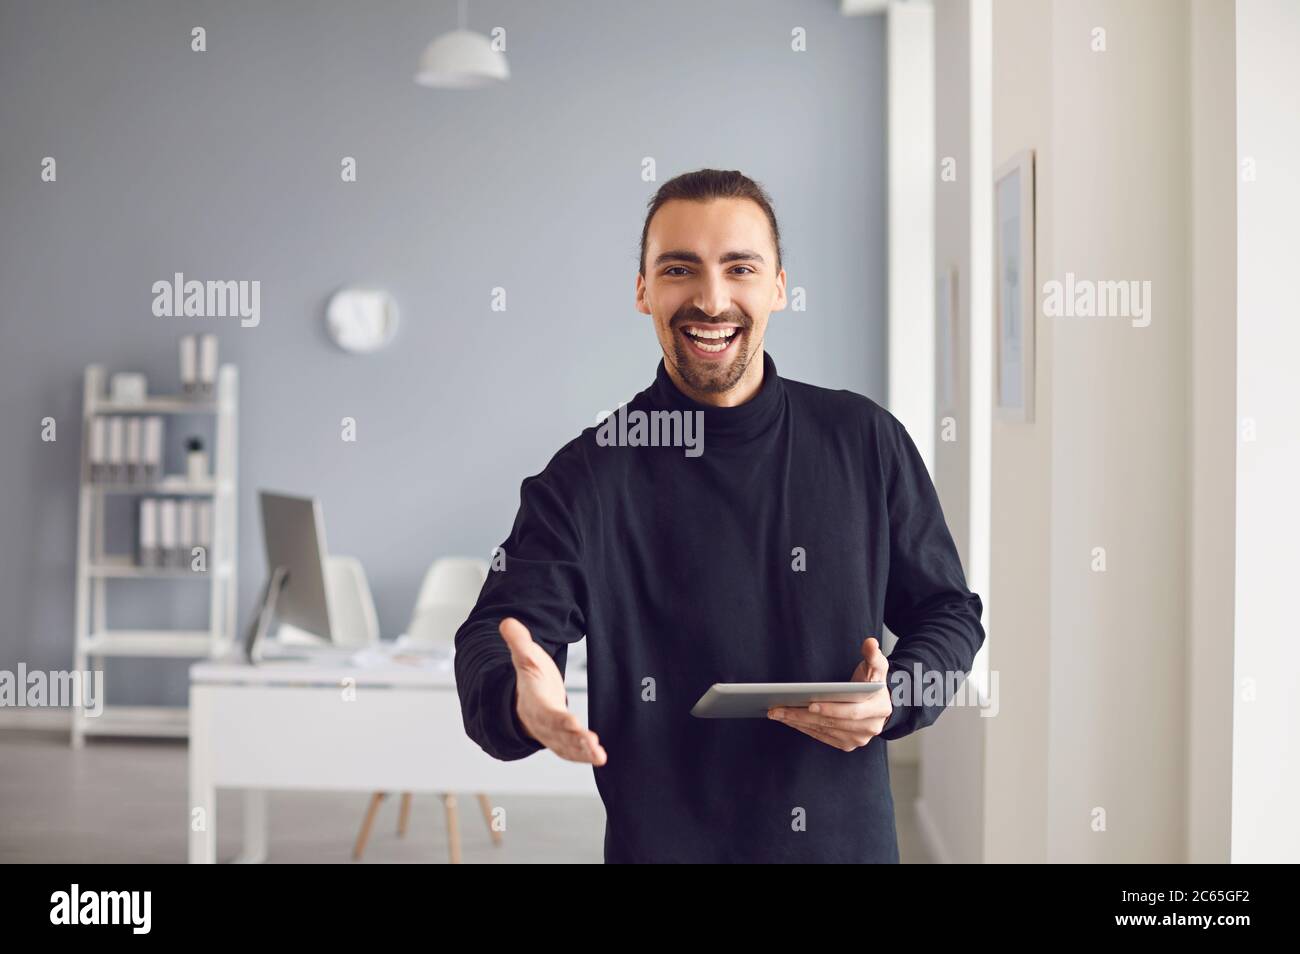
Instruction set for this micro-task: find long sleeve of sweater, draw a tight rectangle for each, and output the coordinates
[877,415,986,741]
[452,438,592,761]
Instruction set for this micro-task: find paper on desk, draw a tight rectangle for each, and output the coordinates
[349,643,452,671]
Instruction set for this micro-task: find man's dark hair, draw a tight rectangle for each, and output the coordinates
[638,169,784,276]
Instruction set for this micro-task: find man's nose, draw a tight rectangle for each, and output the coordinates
[692,273,732,318]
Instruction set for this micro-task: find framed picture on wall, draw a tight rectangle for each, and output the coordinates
[994,149,1035,422]
[937,264,959,416]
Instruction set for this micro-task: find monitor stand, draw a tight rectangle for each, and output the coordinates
[243,565,289,663]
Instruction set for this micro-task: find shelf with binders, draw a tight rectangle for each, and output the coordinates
[89,492,220,572]
[85,415,221,490]
[73,361,239,747]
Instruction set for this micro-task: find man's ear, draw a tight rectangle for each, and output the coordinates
[635,272,652,315]
[772,267,788,312]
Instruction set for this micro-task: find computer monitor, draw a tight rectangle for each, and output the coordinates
[243,491,335,662]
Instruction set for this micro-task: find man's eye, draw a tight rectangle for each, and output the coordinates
[663,265,754,276]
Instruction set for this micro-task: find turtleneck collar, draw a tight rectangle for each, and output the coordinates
[648,350,786,447]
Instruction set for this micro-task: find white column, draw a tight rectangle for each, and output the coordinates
[886,0,936,466]
[1232,0,1300,864]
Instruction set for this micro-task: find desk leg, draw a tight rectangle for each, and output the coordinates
[231,790,268,864]
[188,689,216,864]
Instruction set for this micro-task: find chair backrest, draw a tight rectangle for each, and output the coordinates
[274,554,379,647]
[406,557,489,647]
[324,554,380,648]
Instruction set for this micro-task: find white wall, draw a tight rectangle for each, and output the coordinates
[985,0,1055,863]
[1232,0,1300,863]
[917,0,990,867]
[1187,0,1236,865]
[982,0,1239,863]
[1046,0,1192,863]
[936,0,1286,865]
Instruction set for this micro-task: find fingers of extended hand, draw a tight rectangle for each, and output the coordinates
[541,709,607,764]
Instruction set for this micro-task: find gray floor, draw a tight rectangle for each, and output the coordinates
[0,728,932,863]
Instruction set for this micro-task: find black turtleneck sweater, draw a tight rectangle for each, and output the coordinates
[453,352,985,863]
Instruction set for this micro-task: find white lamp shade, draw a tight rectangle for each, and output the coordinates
[414,29,509,88]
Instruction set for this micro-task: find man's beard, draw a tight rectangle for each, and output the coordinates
[670,309,755,394]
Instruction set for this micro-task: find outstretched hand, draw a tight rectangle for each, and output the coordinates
[499,616,607,765]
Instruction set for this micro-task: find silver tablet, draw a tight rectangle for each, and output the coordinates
[690,681,886,719]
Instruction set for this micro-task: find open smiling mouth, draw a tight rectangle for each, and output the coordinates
[680,324,742,357]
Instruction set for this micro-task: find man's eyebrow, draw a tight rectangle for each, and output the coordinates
[653,249,767,267]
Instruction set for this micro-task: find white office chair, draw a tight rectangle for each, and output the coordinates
[405,556,490,647]
[325,555,381,647]
[352,556,497,863]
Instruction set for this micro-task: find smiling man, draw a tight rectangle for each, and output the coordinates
[454,168,985,863]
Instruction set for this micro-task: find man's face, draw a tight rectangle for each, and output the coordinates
[636,197,786,400]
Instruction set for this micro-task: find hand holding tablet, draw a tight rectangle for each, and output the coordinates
[692,636,895,752]
[689,680,885,718]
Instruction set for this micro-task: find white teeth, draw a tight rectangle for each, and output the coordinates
[683,326,739,353]
[691,338,728,353]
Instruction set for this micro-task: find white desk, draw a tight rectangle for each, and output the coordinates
[187,651,596,863]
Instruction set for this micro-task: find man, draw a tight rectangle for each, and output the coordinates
[454,168,985,863]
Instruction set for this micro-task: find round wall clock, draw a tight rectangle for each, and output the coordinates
[325,287,399,353]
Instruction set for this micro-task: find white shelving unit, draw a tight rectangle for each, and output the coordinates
[72,363,239,746]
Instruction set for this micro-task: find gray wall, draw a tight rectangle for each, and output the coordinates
[0,0,887,704]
